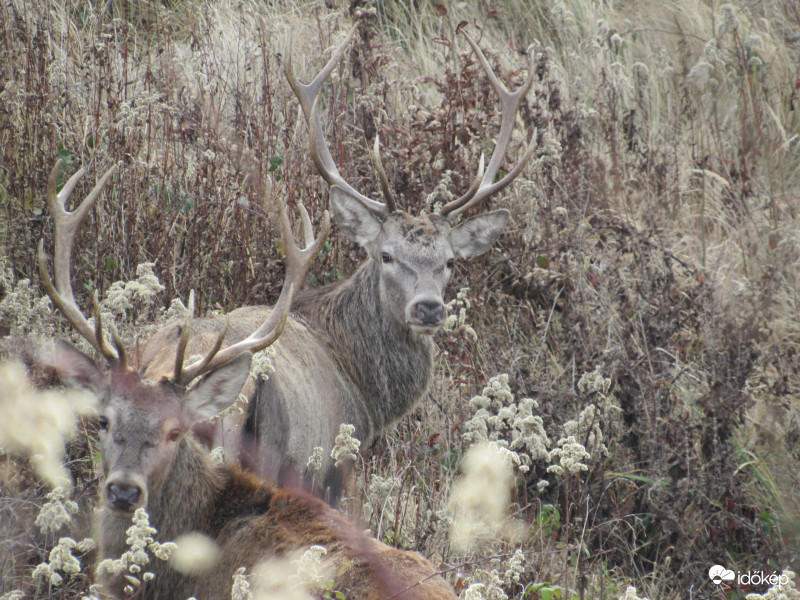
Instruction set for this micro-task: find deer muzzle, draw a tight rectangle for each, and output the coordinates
[104,473,147,514]
[408,298,446,333]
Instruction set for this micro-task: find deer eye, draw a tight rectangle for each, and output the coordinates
[381,251,393,264]
[446,258,455,269]
[166,428,182,442]
[98,416,109,430]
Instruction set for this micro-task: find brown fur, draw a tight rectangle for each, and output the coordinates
[55,345,455,600]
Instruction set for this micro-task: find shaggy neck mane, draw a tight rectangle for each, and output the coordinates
[292,260,435,430]
[152,437,277,539]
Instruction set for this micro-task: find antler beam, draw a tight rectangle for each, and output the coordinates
[174,200,331,385]
[438,30,537,219]
[285,24,395,215]
[38,160,125,366]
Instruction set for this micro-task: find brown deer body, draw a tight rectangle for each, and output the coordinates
[213,25,536,499]
[40,164,455,599]
[52,347,455,600]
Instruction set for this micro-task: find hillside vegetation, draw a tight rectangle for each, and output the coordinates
[1,0,800,598]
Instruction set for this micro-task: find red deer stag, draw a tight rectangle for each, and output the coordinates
[233,24,536,499]
[40,162,455,599]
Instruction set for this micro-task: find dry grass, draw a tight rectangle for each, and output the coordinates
[2,0,800,598]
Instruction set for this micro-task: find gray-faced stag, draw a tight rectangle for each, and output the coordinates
[236,24,535,500]
[40,162,455,599]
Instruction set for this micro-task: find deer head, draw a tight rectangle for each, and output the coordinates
[285,25,534,334]
[38,160,329,515]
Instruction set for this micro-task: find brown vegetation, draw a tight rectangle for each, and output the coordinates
[2,0,800,599]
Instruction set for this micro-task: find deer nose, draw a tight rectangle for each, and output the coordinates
[107,482,142,511]
[413,301,445,326]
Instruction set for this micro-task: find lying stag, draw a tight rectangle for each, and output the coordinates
[229,25,536,498]
[40,163,455,599]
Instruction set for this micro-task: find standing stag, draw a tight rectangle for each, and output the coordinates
[234,24,536,498]
[40,163,455,599]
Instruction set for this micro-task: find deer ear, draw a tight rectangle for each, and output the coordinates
[45,340,107,394]
[449,209,509,258]
[330,185,383,248]
[185,353,252,422]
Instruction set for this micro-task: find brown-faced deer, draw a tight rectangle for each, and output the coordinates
[236,25,535,499]
[40,163,455,600]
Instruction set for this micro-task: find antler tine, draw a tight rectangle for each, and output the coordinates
[439,30,537,219]
[297,203,314,247]
[91,291,128,370]
[371,135,397,212]
[285,25,389,216]
[173,290,195,383]
[38,159,122,364]
[177,200,331,385]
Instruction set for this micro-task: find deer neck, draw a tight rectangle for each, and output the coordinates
[147,437,223,537]
[295,260,436,430]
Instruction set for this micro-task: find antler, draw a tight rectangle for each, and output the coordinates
[438,30,536,219]
[285,24,396,215]
[38,160,127,367]
[173,200,331,385]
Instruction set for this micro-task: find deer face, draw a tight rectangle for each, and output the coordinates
[98,355,251,516]
[97,373,186,516]
[331,187,509,335]
[51,343,253,517]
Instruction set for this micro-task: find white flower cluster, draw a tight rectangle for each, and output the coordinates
[547,436,591,476]
[443,287,477,340]
[619,586,650,600]
[161,296,190,323]
[563,404,607,458]
[577,365,611,396]
[305,446,323,473]
[330,423,360,467]
[32,536,96,586]
[96,508,176,596]
[170,532,220,575]
[565,366,621,458]
[425,170,456,213]
[210,446,226,464]
[35,486,79,535]
[289,545,329,588]
[101,262,165,321]
[231,566,253,600]
[361,474,403,534]
[63,262,169,354]
[462,374,551,474]
[0,274,56,341]
[745,570,800,600]
[502,549,526,586]
[459,567,507,600]
[250,346,276,382]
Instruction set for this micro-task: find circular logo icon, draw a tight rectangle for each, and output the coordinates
[709,565,735,585]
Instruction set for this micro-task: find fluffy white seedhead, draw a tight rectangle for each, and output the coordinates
[448,443,515,552]
[170,532,221,575]
[0,358,97,486]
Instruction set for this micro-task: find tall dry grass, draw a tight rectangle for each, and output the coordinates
[2,0,800,598]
